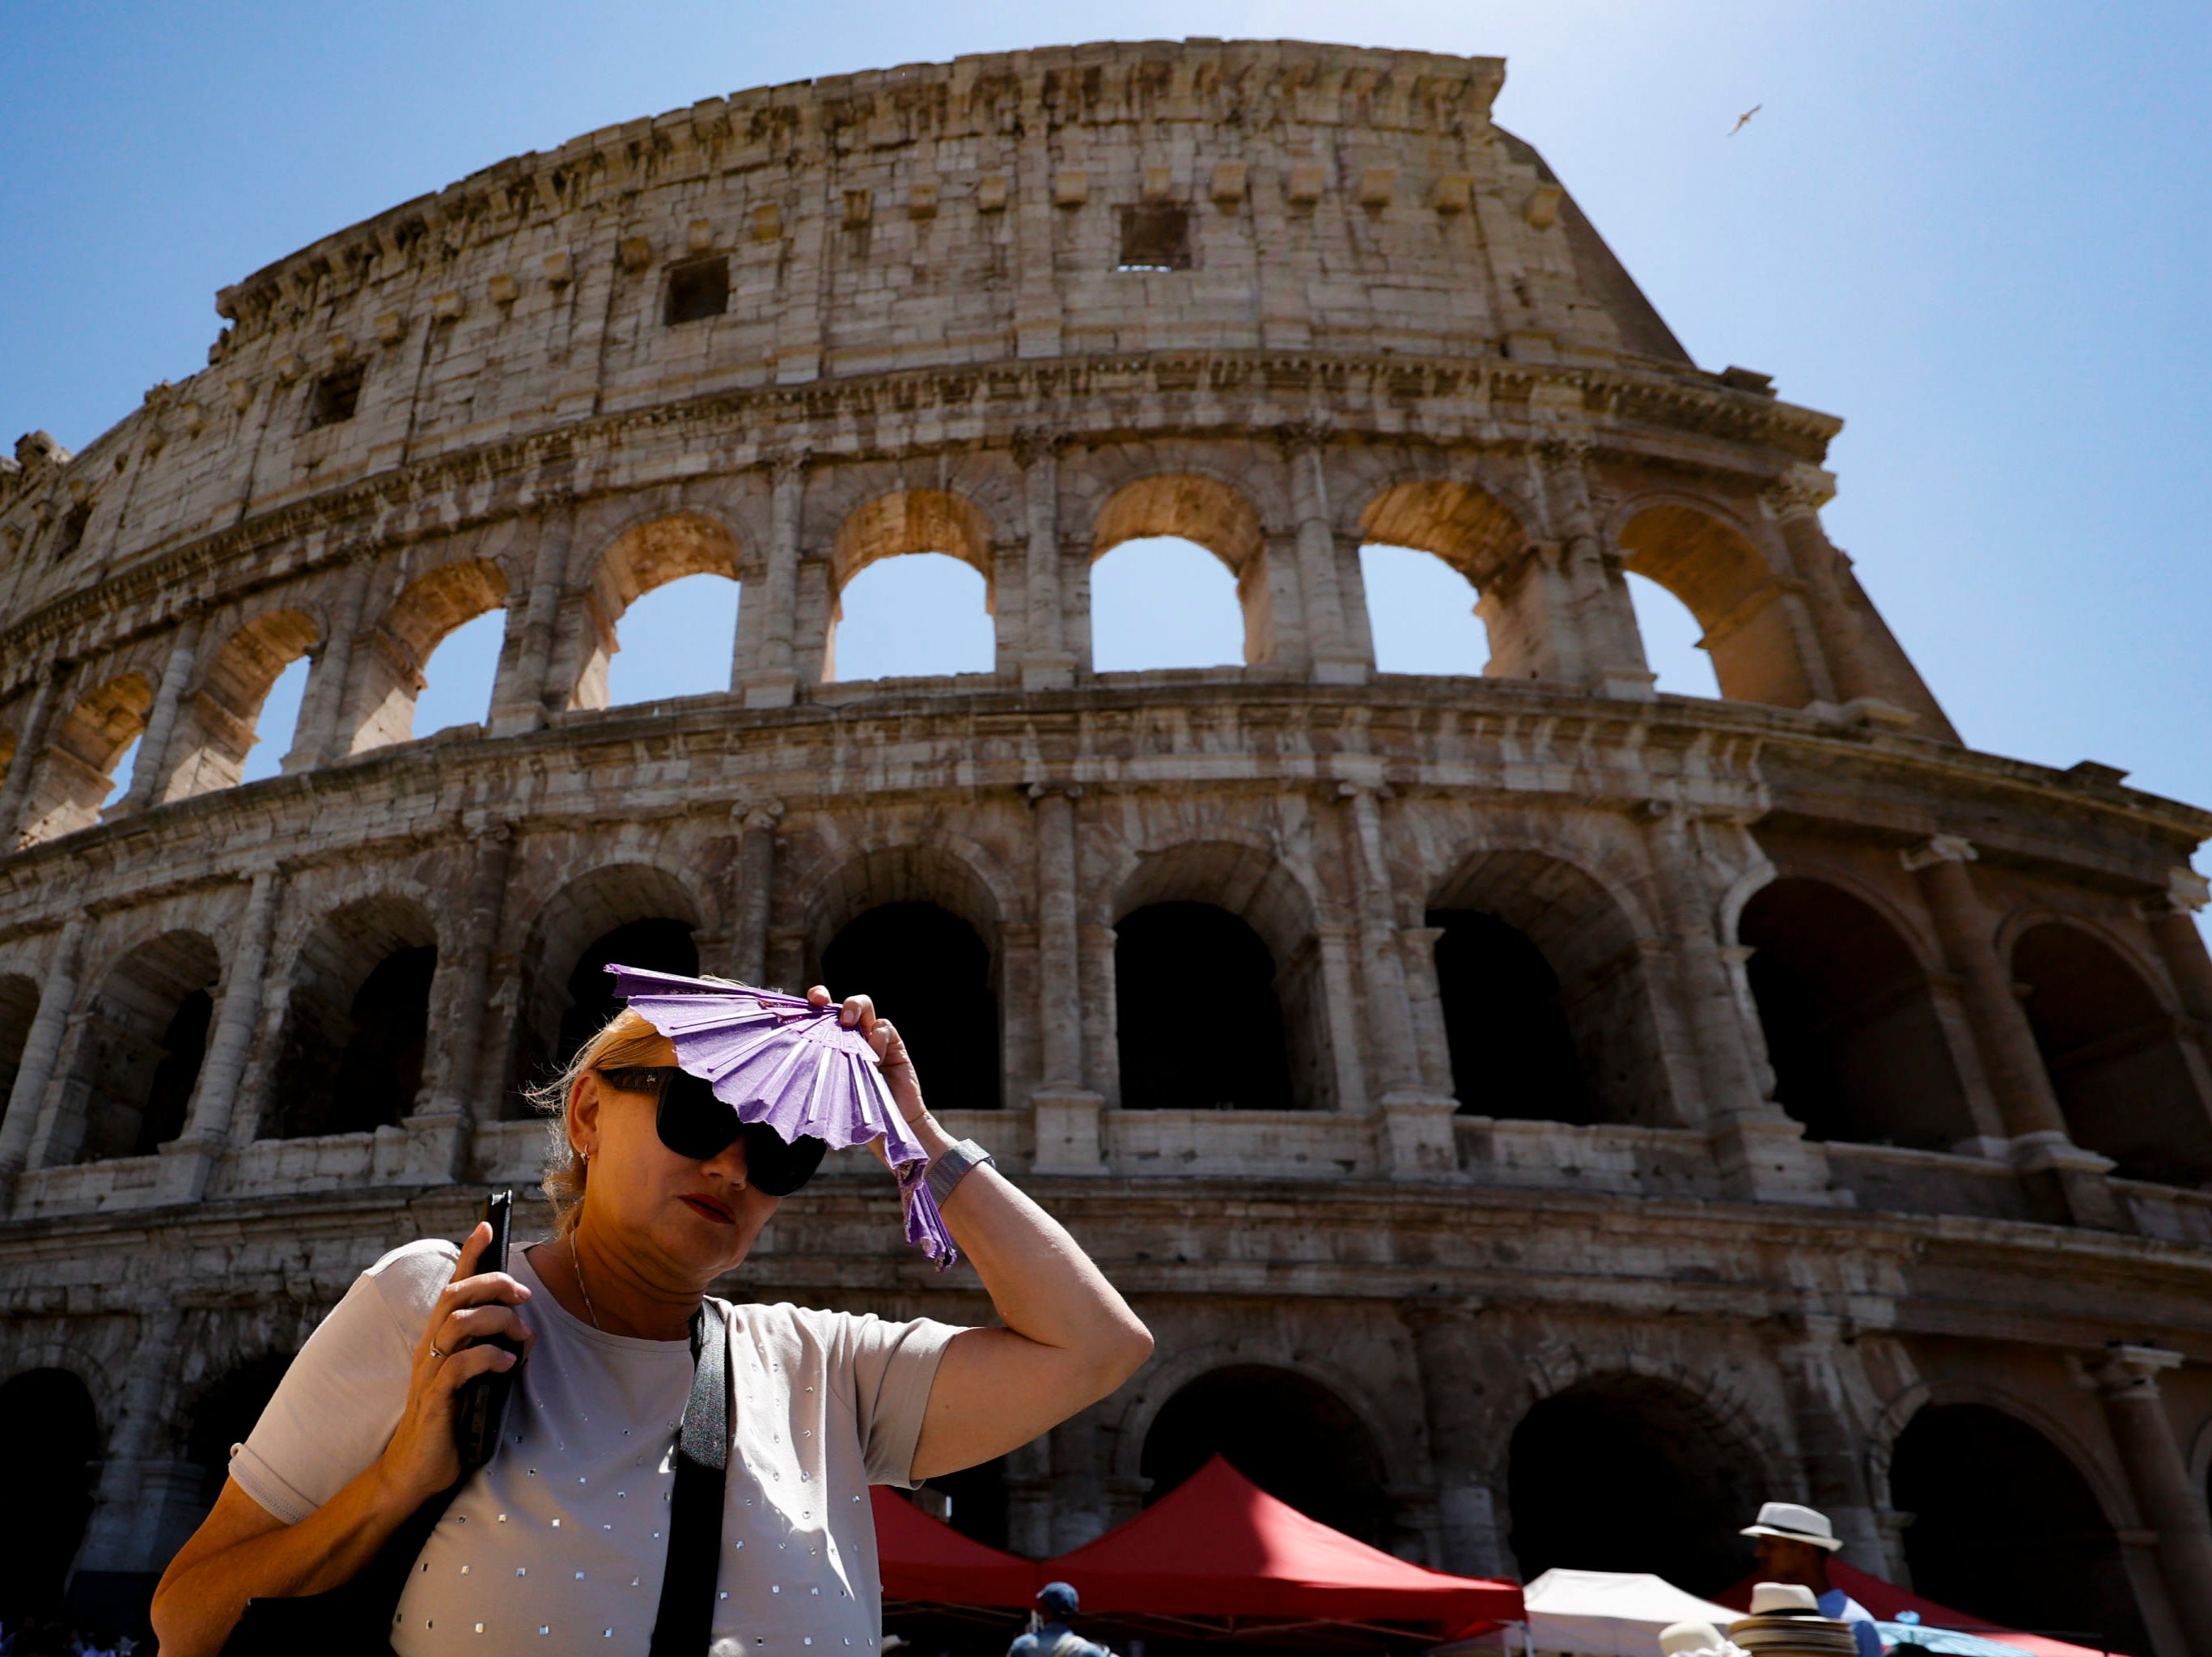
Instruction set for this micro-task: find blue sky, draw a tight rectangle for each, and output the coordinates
[7,3,2208,901]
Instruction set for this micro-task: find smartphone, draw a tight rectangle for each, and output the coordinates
[455,1189,523,1471]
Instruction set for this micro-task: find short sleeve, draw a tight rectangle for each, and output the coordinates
[832,1311,966,1487]
[230,1239,457,1524]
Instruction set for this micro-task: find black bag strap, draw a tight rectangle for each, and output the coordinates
[649,1299,731,1656]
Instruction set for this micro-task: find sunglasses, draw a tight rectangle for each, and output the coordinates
[594,1066,828,1197]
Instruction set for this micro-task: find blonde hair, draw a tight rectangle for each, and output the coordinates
[528,1006,671,1238]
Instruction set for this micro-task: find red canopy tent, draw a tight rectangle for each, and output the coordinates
[1036,1456,1524,1633]
[1718,1564,2109,1657]
[870,1485,1038,1608]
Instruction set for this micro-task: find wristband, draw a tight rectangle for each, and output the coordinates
[924,1138,996,1207]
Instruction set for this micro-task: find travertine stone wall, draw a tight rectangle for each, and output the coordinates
[2,39,2211,1650]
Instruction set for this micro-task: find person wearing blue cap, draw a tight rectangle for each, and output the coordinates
[1008,1582,1114,1657]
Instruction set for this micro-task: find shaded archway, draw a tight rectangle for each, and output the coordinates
[162,608,320,799]
[574,511,742,710]
[1619,504,1814,709]
[19,672,153,844]
[821,903,1001,1112]
[2014,922,2212,1184]
[268,899,438,1138]
[1739,879,1977,1150]
[1092,475,1274,668]
[1890,1404,2147,1651]
[557,917,698,1070]
[0,1369,100,1621]
[184,1354,292,1508]
[1358,479,1523,679]
[0,974,40,1105]
[828,489,996,682]
[1507,1376,1762,1595]
[1140,1366,1389,1547]
[1116,903,1295,1111]
[349,558,509,752]
[1429,849,1674,1125]
[61,931,221,1163]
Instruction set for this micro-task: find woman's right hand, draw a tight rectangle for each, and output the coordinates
[375,1222,535,1507]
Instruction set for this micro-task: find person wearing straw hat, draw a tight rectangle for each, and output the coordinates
[1740,1504,1881,1657]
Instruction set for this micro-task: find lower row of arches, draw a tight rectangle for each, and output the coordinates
[0,1358,2165,1650]
[2,857,2205,1186]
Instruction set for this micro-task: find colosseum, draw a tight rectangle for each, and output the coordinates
[2,35,2210,1653]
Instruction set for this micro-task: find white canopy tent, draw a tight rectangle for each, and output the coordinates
[1511,1569,1743,1657]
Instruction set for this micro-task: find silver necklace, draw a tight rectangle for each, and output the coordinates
[570,1239,604,1331]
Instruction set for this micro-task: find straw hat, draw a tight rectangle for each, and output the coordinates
[1731,1584,1858,1657]
[1740,1502,1844,1552]
[1660,1621,1731,1657]
[1748,1584,1821,1617]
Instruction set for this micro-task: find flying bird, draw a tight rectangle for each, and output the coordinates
[1728,104,1762,136]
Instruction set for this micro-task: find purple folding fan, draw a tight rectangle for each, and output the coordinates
[606,964,956,1269]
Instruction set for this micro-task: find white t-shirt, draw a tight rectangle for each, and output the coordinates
[231,1239,964,1655]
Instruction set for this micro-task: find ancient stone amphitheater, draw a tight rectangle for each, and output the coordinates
[2,36,2210,1651]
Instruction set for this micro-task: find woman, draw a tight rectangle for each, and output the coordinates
[150,985,1152,1655]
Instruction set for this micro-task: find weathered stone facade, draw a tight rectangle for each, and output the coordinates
[2,37,2211,1650]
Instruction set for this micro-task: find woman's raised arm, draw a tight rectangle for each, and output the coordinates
[825,990,1153,1481]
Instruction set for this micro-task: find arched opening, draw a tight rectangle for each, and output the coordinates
[240,655,311,784]
[1619,504,1812,708]
[1429,850,1674,1125]
[575,513,743,710]
[509,865,708,1105]
[2014,922,2212,1185]
[1140,1366,1389,1547]
[267,900,438,1139]
[1117,905,1296,1111]
[1739,879,1977,1150]
[1625,570,1723,699]
[821,903,1001,1112]
[0,1369,100,1622]
[556,917,698,1071]
[828,490,995,683]
[350,559,509,752]
[1890,1404,2147,1651]
[61,931,221,1163]
[163,609,320,799]
[0,975,40,1104]
[1358,543,1490,675]
[1091,476,1272,671]
[20,672,153,844]
[1507,1377,1761,1594]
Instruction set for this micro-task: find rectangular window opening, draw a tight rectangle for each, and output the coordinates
[664,256,731,325]
[1117,204,1192,272]
[307,365,365,429]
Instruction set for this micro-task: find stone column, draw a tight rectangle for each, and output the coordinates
[290,559,372,769]
[1030,785,1105,1173]
[1538,439,1656,701]
[728,802,783,987]
[1015,430,1076,691]
[742,453,808,709]
[0,660,72,842]
[489,502,576,738]
[0,913,88,1186]
[117,612,204,814]
[73,1305,184,1581]
[1764,465,1881,707]
[1407,1303,1514,1579]
[1902,836,2122,1226]
[417,820,515,1176]
[1282,431,1368,684]
[2090,1346,2212,1657]
[1341,784,1456,1176]
[159,868,284,1201]
[1775,1318,1886,1571]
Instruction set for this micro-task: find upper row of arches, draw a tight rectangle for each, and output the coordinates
[2,464,1844,845]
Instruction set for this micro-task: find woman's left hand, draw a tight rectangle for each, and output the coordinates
[808,985,928,1129]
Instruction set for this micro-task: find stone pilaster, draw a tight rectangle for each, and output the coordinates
[727,801,783,987]
[288,558,371,769]
[1764,465,1880,707]
[159,867,285,1201]
[0,912,88,1189]
[417,819,515,1175]
[73,1306,184,1582]
[489,500,577,737]
[1281,430,1368,684]
[1406,1302,1514,1579]
[0,659,72,843]
[2087,1346,2212,1657]
[115,610,204,815]
[741,452,808,708]
[1537,439,1655,701]
[1029,783,1104,1173]
[1015,430,1076,690]
[1775,1316,1886,1571]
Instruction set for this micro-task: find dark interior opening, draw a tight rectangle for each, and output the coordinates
[1117,204,1193,271]
[664,256,731,324]
[1429,908,1591,1123]
[557,918,698,1070]
[1507,1378,1760,1595]
[1891,1403,2148,1651]
[184,1354,293,1506]
[328,945,438,1134]
[0,1369,100,1623]
[51,501,93,562]
[821,902,1001,1112]
[307,364,365,429]
[1115,902,1291,1110]
[133,987,213,1155]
